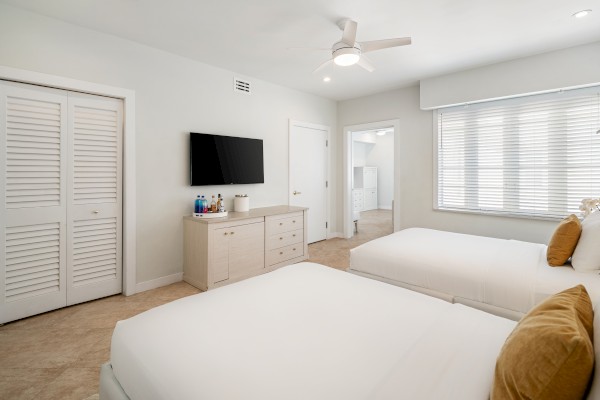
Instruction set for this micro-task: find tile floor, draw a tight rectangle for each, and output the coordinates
[0,209,392,400]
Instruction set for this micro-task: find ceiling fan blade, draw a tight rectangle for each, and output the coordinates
[360,37,411,53]
[357,56,375,72]
[286,47,331,51]
[341,19,358,46]
[313,58,334,74]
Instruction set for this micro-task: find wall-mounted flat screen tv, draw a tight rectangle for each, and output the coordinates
[190,132,264,186]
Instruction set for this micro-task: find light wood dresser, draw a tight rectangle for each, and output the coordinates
[183,205,308,291]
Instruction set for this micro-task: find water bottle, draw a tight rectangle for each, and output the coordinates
[201,195,208,213]
[194,195,202,214]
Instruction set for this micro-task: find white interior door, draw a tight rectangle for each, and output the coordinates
[0,81,68,324]
[289,121,328,244]
[67,93,122,306]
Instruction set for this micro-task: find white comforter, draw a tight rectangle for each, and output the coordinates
[350,228,600,314]
[110,262,516,400]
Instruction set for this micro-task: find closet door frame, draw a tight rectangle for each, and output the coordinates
[0,66,137,296]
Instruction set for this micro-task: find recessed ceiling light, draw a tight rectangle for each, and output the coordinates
[573,9,592,18]
[323,77,331,82]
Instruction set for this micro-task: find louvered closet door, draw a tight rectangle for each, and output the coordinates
[0,81,68,324]
[66,93,123,305]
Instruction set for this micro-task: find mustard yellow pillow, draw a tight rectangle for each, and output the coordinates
[491,285,594,400]
[547,214,582,266]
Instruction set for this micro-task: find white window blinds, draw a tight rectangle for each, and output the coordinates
[436,87,600,219]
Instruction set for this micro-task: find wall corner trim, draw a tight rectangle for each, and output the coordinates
[135,272,184,294]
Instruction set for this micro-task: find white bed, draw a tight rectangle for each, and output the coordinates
[101,262,518,400]
[349,227,600,320]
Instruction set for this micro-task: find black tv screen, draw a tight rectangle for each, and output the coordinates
[190,132,264,186]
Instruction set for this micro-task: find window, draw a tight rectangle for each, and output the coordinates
[436,87,600,219]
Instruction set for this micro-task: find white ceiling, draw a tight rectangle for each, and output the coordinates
[3,0,600,101]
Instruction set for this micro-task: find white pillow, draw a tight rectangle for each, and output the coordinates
[571,212,600,272]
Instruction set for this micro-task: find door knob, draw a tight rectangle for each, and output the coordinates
[293,191,302,195]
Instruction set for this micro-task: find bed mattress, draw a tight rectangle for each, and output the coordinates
[109,262,516,400]
[349,228,600,315]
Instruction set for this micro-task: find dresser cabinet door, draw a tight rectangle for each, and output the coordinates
[364,189,377,211]
[227,222,264,281]
[364,167,377,189]
[352,189,364,211]
[212,228,230,283]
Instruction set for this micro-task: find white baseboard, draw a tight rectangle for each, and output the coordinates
[135,272,183,294]
[378,205,392,210]
[327,232,343,239]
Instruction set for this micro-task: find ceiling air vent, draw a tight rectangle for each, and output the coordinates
[233,78,251,95]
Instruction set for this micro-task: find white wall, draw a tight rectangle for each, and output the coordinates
[352,132,394,209]
[420,41,600,109]
[366,133,394,209]
[0,4,337,285]
[352,142,368,167]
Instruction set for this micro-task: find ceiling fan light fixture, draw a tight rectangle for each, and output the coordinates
[573,9,591,18]
[333,46,360,66]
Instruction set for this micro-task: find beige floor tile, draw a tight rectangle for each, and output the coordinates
[0,368,64,400]
[1,328,102,369]
[35,367,99,400]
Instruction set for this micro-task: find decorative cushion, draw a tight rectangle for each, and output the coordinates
[572,212,600,272]
[491,285,594,400]
[546,214,582,266]
[584,300,600,398]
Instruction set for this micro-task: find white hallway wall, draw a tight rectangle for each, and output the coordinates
[365,133,394,209]
[0,4,337,285]
[338,41,600,244]
[353,135,394,209]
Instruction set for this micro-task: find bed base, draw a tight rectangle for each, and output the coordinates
[99,363,130,400]
[348,269,524,321]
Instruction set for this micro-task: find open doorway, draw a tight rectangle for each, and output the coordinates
[343,120,401,239]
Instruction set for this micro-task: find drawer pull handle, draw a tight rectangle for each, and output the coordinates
[293,248,296,251]
[279,251,283,255]
[292,220,296,223]
[230,232,235,235]
[279,222,283,226]
[279,237,283,240]
[224,232,228,236]
[292,234,296,237]
[93,210,100,214]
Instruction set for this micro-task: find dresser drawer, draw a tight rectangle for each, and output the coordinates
[266,243,304,266]
[266,212,303,235]
[266,228,303,250]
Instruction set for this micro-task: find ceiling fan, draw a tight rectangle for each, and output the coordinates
[313,19,411,73]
